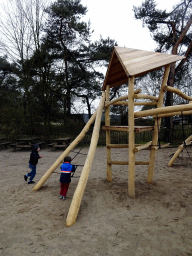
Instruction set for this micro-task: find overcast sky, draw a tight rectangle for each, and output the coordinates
[78,0,180,113]
[81,0,180,51]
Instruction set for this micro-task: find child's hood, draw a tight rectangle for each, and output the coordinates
[32,144,39,152]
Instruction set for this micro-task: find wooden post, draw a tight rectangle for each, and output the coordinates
[128,76,135,198]
[32,109,98,191]
[66,92,105,227]
[105,85,112,182]
[147,64,170,184]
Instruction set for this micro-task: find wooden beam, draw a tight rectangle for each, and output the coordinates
[135,103,192,118]
[108,160,149,165]
[104,88,141,108]
[163,86,192,101]
[113,101,157,106]
[133,141,152,153]
[105,85,112,182]
[33,108,98,192]
[102,126,154,133]
[168,135,192,167]
[128,77,135,198]
[154,110,192,118]
[134,94,158,101]
[107,144,142,148]
[66,91,105,227]
[134,101,157,106]
[147,64,170,184]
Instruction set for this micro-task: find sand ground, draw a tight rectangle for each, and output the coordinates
[0,146,192,256]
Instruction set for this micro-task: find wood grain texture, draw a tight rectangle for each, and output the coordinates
[102,46,185,91]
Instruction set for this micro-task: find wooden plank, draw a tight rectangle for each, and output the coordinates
[108,61,125,75]
[107,78,129,89]
[127,54,183,77]
[107,71,127,85]
[122,51,155,64]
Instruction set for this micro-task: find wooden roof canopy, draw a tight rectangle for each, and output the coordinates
[102,46,185,91]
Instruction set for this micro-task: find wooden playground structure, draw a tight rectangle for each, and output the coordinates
[32,46,192,227]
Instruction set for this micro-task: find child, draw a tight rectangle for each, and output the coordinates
[60,156,76,200]
[24,144,43,184]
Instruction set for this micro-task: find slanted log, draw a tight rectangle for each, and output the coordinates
[133,141,152,153]
[66,92,105,227]
[33,105,99,191]
[168,135,192,167]
[163,86,192,101]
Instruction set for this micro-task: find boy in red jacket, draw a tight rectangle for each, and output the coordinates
[60,156,76,200]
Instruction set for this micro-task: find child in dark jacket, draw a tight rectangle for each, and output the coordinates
[60,156,76,200]
[24,144,43,184]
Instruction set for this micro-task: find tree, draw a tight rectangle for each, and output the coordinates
[0,0,50,132]
[44,0,117,118]
[133,0,192,141]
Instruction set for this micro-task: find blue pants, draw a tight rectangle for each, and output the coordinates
[27,164,36,181]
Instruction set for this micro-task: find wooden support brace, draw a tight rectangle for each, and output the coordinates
[159,143,170,148]
[113,101,157,106]
[168,135,192,167]
[135,103,192,118]
[128,76,135,198]
[133,141,152,153]
[154,110,192,119]
[163,86,192,101]
[65,92,105,227]
[105,85,112,182]
[33,104,99,191]
[147,64,170,184]
[134,94,158,101]
[107,144,142,148]
[108,161,149,165]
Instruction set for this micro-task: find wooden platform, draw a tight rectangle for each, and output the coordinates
[102,125,154,133]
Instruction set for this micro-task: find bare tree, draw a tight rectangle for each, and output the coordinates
[0,0,49,61]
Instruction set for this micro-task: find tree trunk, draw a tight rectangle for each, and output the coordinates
[85,96,92,118]
[164,62,176,142]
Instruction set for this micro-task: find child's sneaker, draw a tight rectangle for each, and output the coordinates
[60,195,63,199]
[24,175,28,182]
[62,196,65,200]
[28,181,35,184]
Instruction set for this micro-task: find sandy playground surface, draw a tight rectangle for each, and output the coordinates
[0,145,192,256]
